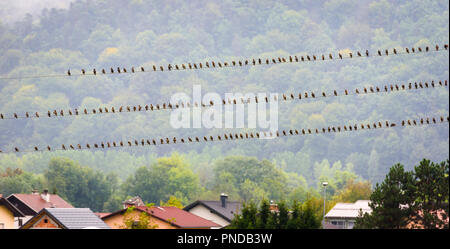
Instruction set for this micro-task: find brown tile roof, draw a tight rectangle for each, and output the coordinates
[95,212,112,219]
[11,194,73,212]
[135,206,221,228]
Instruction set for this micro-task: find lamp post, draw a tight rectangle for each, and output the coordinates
[322,182,328,226]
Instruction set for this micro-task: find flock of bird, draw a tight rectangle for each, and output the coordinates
[1,42,449,153]
[2,116,448,153]
[65,44,450,77]
[0,80,447,120]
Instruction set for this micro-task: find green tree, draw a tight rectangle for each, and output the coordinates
[44,157,113,212]
[356,159,449,229]
[332,179,372,203]
[122,153,201,205]
[0,168,44,196]
[410,159,449,229]
[355,163,417,229]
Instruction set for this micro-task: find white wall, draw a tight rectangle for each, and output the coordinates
[188,205,229,228]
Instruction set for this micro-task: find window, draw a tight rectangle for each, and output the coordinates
[44,219,48,223]
[18,219,23,227]
[330,220,345,229]
[0,223,4,229]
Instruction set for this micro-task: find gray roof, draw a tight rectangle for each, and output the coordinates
[184,200,242,222]
[45,208,110,229]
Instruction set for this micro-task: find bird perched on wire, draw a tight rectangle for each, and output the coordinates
[365,50,369,56]
[67,69,71,76]
[378,50,382,56]
[406,47,410,53]
[93,69,96,75]
[81,69,86,75]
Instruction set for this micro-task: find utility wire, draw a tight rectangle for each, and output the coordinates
[1,80,447,121]
[1,115,448,154]
[0,44,448,80]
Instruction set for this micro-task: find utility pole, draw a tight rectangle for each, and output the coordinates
[322,181,328,227]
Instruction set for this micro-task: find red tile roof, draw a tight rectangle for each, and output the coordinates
[135,206,221,228]
[12,194,73,212]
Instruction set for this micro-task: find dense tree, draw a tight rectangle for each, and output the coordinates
[355,159,449,229]
[0,168,44,197]
[410,159,449,229]
[229,198,321,229]
[122,153,201,205]
[44,157,114,212]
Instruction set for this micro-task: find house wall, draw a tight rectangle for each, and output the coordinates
[29,214,61,229]
[103,210,177,229]
[187,205,229,228]
[325,218,355,229]
[0,205,15,229]
[15,216,32,229]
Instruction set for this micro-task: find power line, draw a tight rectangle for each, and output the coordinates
[1,115,448,154]
[0,44,448,80]
[1,80,447,121]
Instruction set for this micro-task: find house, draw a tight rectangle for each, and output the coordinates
[102,205,221,229]
[0,194,25,229]
[324,200,371,229]
[20,208,110,229]
[183,193,242,228]
[406,209,449,229]
[6,189,73,227]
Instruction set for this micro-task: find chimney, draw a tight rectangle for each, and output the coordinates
[41,189,50,203]
[31,189,39,195]
[220,193,228,208]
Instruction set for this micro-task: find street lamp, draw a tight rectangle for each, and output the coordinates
[322,182,328,226]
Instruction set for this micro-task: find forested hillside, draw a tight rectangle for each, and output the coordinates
[0,0,448,212]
